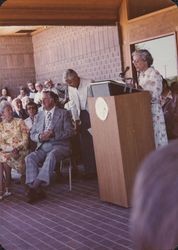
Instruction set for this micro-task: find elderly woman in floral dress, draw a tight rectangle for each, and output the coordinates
[0,101,28,200]
[132,49,168,148]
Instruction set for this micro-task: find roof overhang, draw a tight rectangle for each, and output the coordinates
[0,0,122,26]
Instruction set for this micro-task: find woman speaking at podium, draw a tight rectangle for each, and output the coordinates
[132,49,168,148]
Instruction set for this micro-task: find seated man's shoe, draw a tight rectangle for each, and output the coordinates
[26,187,47,204]
[36,188,47,200]
[26,188,38,204]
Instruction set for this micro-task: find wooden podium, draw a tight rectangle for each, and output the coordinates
[88,91,155,207]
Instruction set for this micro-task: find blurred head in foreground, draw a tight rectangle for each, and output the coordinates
[131,140,178,250]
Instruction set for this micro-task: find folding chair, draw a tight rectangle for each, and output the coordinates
[59,156,72,191]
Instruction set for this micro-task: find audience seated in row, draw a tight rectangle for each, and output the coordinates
[0,87,12,103]
[160,78,172,107]
[17,86,30,109]
[0,78,69,111]
[27,81,37,101]
[12,98,28,120]
[24,101,38,152]
[0,70,98,202]
[44,79,59,96]
[34,82,44,107]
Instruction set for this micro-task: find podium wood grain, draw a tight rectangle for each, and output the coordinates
[88,91,155,207]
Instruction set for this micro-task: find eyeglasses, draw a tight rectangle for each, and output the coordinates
[27,106,36,110]
[132,58,146,64]
[132,59,141,64]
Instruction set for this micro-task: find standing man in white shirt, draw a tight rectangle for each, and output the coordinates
[63,69,96,178]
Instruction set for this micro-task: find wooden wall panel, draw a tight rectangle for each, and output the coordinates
[128,7,178,44]
[0,37,35,97]
[127,0,174,19]
[119,4,178,76]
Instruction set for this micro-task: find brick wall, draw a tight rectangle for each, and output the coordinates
[0,36,35,97]
[32,26,122,84]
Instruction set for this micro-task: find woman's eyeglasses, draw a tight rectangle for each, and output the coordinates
[27,106,36,110]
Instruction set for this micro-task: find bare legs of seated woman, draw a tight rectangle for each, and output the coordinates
[0,163,12,200]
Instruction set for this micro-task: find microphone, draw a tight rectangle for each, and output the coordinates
[170,0,178,6]
[0,0,6,7]
[119,66,130,78]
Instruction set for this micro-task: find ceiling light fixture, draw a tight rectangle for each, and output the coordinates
[0,0,6,6]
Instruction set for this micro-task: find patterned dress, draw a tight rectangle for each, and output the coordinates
[139,66,168,148]
[0,118,29,174]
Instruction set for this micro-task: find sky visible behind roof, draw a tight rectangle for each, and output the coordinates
[136,34,177,80]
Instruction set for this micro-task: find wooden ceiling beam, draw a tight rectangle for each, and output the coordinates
[1,0,121,9]
[0,8,118,26]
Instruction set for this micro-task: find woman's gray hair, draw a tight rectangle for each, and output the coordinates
[0,100,12,115]
[132,49,153,67]
[131,139,178,250]
[62,69,78,83]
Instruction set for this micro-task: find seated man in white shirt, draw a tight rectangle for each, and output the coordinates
[34,82,44,107]
[27,82,37,101]
[44,79,59,96]
[63,69,96,179]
